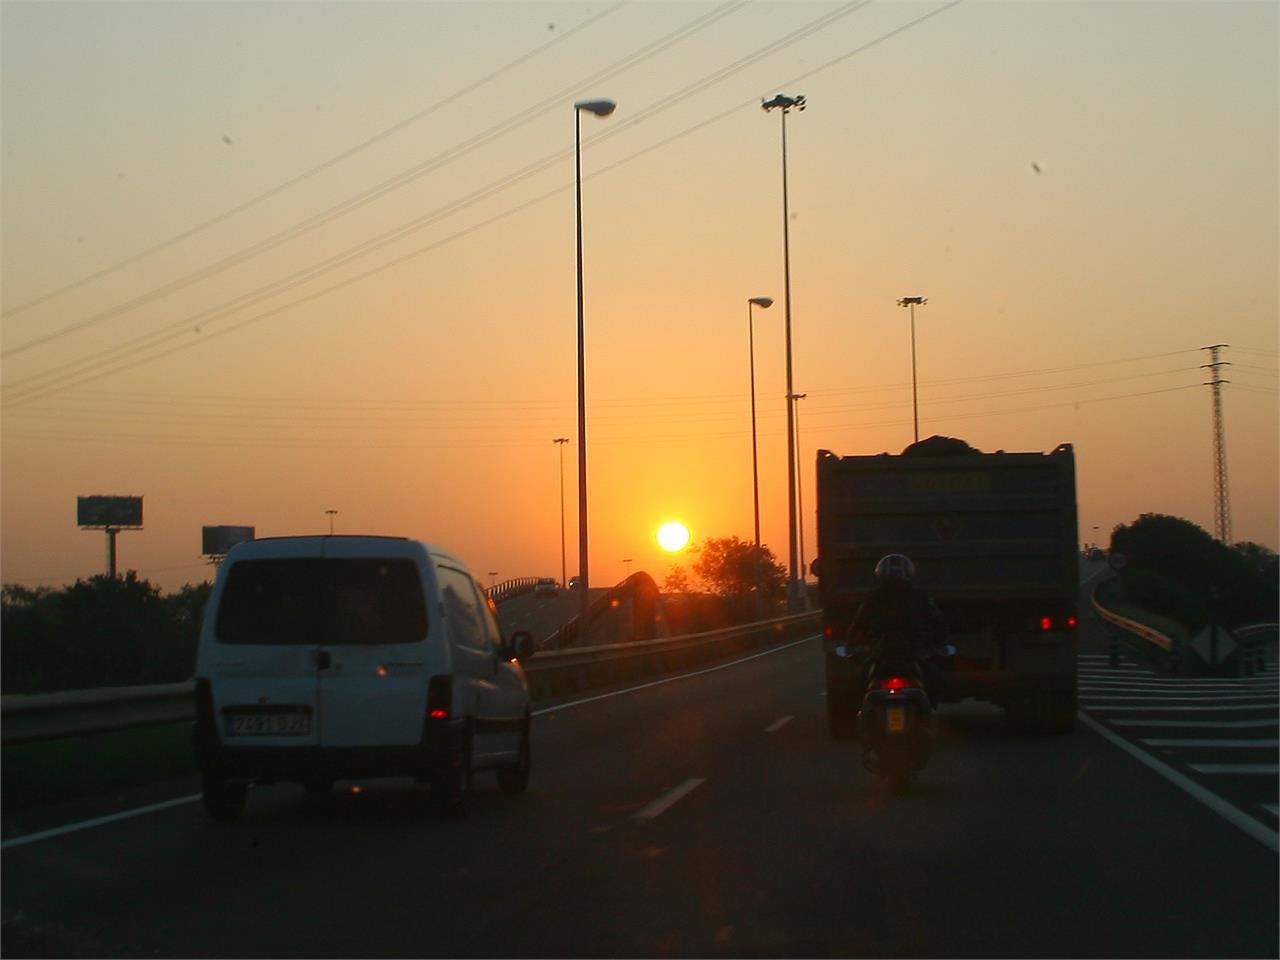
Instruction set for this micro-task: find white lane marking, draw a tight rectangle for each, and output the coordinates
[1081,694,1275,703]
[531,636,816,718]
[1079,677,1278,688]
[1,795,201,851]
[1079,712,1278,854]
[1187,763,1280,776]
[1083,704,1278,713]
[1141,738,1279,749]
[765,716,794,733]
[1111,718,1279,730]
[633,778,706,821]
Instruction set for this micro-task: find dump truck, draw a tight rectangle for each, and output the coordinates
[815,437,1079,735]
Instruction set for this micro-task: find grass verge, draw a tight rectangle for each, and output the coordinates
[2,722,195,813]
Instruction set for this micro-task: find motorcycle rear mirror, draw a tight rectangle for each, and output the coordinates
[834,643,851,658]
[941,643,957,657]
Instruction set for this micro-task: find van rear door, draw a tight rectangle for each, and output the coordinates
[313,543,432,748]
[211,550,325,748]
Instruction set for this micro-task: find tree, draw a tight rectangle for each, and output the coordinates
[1110,514,1276,627]
[691,536,787,607]
[664,565,693,594]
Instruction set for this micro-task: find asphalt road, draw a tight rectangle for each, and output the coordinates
[4,598,1277,958]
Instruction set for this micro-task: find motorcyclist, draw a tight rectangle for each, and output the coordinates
[846,553,948,705]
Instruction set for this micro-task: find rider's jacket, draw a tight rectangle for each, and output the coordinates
[847,582,947,658]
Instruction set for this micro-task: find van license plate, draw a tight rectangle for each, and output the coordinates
[885,704,906,734]
[227,713,311,736]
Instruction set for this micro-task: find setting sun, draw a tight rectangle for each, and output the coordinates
[656,521,690,553]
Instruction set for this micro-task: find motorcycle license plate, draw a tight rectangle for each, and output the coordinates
[885,704,907,734]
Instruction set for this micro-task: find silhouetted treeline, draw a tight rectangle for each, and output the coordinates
[1110,514,1278,629]
[1,573,211,695]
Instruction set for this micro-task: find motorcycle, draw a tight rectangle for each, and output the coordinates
[833,639,955,793]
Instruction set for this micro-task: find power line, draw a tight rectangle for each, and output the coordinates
[2,1,953,405]
[0,2,629,321]
[1,1,748,360]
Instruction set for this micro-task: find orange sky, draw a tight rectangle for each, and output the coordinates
[2,1,1276,593]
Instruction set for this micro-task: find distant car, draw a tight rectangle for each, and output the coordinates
[534,577,559,598]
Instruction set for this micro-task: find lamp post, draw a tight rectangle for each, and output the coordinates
[325,509,337,535]
[623,558,632,579]
[554,437,570,587]
[747,297,774,554]
[790,392,808,600]
[762,92,805,611]
[574,97,616,635]
[897,296,928,443]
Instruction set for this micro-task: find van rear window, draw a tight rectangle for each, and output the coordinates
[217,558,428,646]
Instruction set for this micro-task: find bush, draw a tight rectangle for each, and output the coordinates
[1,574,211,695]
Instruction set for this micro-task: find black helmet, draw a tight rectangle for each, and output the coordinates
[874,553,915,583]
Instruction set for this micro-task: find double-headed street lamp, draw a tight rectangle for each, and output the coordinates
[897,296,928,443]
[574,97,616,634]
[762,92,806,611]
[553,437,570,588]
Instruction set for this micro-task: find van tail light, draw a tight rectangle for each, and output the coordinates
[879,676,911,692]
[427,675,451,720]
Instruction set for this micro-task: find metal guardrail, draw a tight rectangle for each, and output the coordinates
[1092,586,1276,673]
[0,612,821,746]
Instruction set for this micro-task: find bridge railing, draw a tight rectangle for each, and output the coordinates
[486,577,542,603]
[0,611,821,746]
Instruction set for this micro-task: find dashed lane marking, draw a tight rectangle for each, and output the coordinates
[765,716,794,733]
[633,778,706,822]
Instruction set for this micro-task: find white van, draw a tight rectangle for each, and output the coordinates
[192,536,534,820]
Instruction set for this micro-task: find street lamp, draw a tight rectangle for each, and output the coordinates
[554,438,570,587]
[897,296,928,443]
[790,392,808,599]
[325,509,338,535]
[574,97,616,635]
[623,558,632,579]
[762,92,806,611]
[747,297,774,555]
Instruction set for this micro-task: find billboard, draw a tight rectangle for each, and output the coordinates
[202,525,255,556]
[77,495,143,528]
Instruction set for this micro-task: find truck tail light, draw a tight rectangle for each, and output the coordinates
[1039,615,1079,632]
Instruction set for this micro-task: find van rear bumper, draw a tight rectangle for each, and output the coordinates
[193,721,456,784]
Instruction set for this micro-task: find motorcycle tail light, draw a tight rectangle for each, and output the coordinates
[880,676,911,691]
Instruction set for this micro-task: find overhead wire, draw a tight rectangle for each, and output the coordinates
[0,1,629,321]
[1,0,749,360]
[2,0,952,407]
